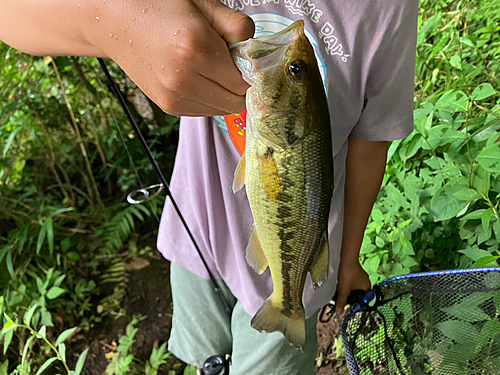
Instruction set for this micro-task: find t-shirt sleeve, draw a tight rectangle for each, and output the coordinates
[351,1,419,142]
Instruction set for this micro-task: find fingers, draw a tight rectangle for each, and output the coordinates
[92,0,252,117]
[147,65,246,114]
[198,0,255,43]
[149,89,234,117]
[165,98,232,117]
[167,26,250,97]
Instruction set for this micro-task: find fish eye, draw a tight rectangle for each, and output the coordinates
[288,60,306,79]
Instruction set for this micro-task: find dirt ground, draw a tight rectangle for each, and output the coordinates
[316,309,350,375]
[56,249,347,374]
[59,251,185,375]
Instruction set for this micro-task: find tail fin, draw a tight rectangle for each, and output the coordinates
[250,296,306,349]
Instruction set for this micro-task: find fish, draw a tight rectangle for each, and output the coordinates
[230,20,334,349]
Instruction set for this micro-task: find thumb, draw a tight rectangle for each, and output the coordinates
[200,0,255,43]
[335,294,347,317]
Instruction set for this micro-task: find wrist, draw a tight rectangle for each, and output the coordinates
[338,256,362,272]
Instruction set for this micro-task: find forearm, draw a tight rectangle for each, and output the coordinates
[340,134,388,267]
[0,0,103,57]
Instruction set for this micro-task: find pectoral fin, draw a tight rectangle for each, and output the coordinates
[309,232,329,290]
[232,153,246,193]
[245,226,268,274]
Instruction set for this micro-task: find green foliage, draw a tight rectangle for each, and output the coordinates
[361,0,500,285]
[0,311,88,375]
[104,316,172,375]
[0,33,176,373]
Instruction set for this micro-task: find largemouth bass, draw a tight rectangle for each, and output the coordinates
[230,20,334,348]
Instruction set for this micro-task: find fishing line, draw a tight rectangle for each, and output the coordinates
[107,96,161,223]
[97,58,232,315]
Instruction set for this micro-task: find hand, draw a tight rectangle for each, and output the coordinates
[84,0,254,116]
[335,261,371,316]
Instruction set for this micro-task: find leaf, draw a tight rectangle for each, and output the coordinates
[370,256,380,272]
[459,248,493,261]
[453,188,480,202]
[40,309,53,327]
[484,272,500,289]
[450,55,462,69]
[23,305,38,327]
[67,251,80,261]
[5,252,16,281]
[460,36,475,48]
[435,90,469,113]
[475,318,499,353]
[2,126,23,157]
[38,325,47,339]
[44,217,54,256]
[463,209,487,221]
[438,320,479,344]
[22,335,35,363]
[59,343,66,362]
[74,348,89,375]
[60,238,71,252]
[3,329,13,355]
[471,83,496,101]
[53,274,66,288]
[441,293,491,322]
[375,236,385,248]
[399,134,422,162]
[371,208,384,224]
[35,357,58,375]
[482,208,494,234]
[0,360,9,375]
[477,144,500,172]
[426,125,466,148]
[55,327,78,346]
[417,13,442,46]
[430,182,470,221]
[473,256,499,268]
[0,246,10,265]
[398,219,412,229]
[472,165,490,197]
[399,231,409,249]
[47,286,65,300]
[36,223,47,255]
[401,256,418,268]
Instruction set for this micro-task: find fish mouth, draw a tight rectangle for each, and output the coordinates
[229,20,305,85]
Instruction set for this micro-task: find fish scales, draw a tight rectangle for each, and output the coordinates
[231,20,334,348]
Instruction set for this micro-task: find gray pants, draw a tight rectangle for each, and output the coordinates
[168,263,319,375]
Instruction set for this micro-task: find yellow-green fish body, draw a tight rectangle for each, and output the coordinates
[231,20,333,348]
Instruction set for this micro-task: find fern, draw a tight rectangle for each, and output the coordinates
[105,316,146,375]
[99,257,128,313]
[102,204,151,254]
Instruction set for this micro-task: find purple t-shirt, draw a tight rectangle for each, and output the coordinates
[157,0,419,318]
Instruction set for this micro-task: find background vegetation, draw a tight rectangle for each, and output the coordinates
[0,0,499,374]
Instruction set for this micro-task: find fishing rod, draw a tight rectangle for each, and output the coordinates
[97,58,232,317]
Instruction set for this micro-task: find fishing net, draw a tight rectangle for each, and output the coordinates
[341,268,500,375]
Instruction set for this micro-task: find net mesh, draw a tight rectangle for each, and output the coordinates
[342,268,500,375]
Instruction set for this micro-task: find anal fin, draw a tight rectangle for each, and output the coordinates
[309,232,329,290]
[245,225,268,274]
[232,153,246,193]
